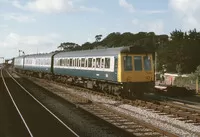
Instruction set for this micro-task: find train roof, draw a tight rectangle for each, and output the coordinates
[23,53,55,59]
[13,46,153,59]
[54,46,152,58]
[14,55,26,59]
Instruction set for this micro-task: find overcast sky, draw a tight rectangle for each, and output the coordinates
[0,0,200,59]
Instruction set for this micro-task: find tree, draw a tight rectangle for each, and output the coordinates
[54,29,200,74]
[58,42,80,51]
[81,42,93,50]
[170,29,184,40]
[95,35,102,42]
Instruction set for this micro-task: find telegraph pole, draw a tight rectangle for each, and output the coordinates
[155,52,157,82]
[19,50,25,56]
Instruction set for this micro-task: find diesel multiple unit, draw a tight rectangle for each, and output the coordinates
[14,46,155,97]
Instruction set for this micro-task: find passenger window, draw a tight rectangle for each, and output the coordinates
[123,56,132,71]
[101,58,104,68]
[143,56,151,71]
[60,59,63,66]
[76,59,78,67]
[78,59,81,67]
[67,59,70,66]
[96,58,100,68]
[81,58,85,67]
[88,58,92,68]
[70,59,72,66]
[62,59,65,66]
[85,59,88,67]
[75,59,77,67]
[134,56,142,71]
[72,59,75,67]
[92,58,96,68]
[105,58,110,69]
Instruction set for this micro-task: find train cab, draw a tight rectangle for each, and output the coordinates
[117,47,155,97]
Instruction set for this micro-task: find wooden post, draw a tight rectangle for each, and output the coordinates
[196,77,199,93]
[155,52,157,82]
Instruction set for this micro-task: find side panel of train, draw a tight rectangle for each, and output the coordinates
[23,56,52,74]
[14,56,25,69]
[53,56,117,82]
[13,46,155,97]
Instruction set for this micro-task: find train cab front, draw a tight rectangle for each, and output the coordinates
[118,53,155,97]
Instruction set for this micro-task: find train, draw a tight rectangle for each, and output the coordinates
[13,46,155,97]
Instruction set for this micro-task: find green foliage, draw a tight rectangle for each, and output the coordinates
[174,76,195,89]
[58,32,168,52]
[157,28,200,73]
[195,65,200,76]
[95,35,102,42]
[58,42,80,51]
[56,29,200,75]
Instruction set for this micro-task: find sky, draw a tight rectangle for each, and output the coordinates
[0,0,200,59]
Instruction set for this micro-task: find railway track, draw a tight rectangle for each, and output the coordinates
[58,81,200,126]
[14,72,181,137]
[68,84,200,125]
[6,68,141,137]
[123,99,200,125]
[0,68,79,137]
[80,103,176,137]
[11,69,200,136]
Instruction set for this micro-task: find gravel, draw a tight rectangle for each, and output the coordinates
[12,72,200,137]
[50,82,200,136]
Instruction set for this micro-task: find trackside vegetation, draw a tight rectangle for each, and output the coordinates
[56,29,200,76]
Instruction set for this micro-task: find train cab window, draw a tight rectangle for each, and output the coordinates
[134,56,142,71]
[96,58,100,68]
[123,56,132,71]
[101,58,104,68]
[88,58,92,68]
[143,56,151,71]
[105,58,110,69]
[81,58,85,67]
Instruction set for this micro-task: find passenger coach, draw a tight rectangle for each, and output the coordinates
[13,46,155,97]
[53,46,154,97]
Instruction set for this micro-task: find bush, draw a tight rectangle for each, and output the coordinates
[174,75,196,89]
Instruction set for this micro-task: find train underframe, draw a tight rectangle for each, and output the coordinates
[15,69,154,98]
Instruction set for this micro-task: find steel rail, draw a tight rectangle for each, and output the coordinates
[6,70,80,137]
[1,69,33,137]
